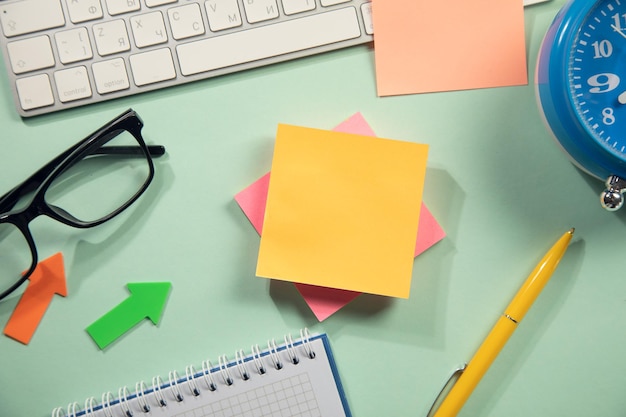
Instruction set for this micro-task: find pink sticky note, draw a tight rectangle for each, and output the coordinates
[292,283,361,322]
[372,0,527,96]
[235,113,445,320]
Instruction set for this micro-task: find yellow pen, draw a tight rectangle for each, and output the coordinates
[430,228,575,417]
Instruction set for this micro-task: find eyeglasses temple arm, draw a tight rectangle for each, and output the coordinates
[93,145,166,157]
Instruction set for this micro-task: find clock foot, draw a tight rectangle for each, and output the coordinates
[600,175,626,211]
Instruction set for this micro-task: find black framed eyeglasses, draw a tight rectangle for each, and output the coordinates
[0,109,165,301]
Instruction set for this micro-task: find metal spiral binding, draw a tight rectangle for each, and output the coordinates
[84,398,97,415]
[235,349,251,381]
[101,391,115,417]
[117,386,133,417]
[217,355,235,386]
[267,338,284,370]
[184,365,201,397]
[284,333,300,365]
[50,329,316,417]
[151,375,167,408]
[134,382,150,413]
[200,359,218,391]
[251,344,267,375]
[301,328,316,359]
[167,371,184,402]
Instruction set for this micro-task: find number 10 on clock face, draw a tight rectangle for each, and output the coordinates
[536,0,626,210]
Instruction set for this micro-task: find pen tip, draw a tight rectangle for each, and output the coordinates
[568,227,575,234]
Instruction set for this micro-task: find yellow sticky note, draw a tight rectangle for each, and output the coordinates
[256,124,429,298]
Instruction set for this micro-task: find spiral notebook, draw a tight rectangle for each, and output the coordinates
[52,331,350,417]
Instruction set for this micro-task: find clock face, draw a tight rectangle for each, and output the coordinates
[570,1,626,160]
[537,0,626,209]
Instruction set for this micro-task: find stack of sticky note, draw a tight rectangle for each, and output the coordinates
[235,114,445,320]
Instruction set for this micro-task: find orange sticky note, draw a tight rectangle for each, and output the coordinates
[372,0,528,95]
[256,125,429,298]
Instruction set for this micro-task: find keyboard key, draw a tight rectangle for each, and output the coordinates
[361,3,373,35]
[54,66,92,103]
[282,0,316,15]
[168,4,205,40]
[205,0,242,32]
[321,0,351,5]
[7,36,55,74]
[146,0,177,6]
[0,0,65,38]
[16,74,54,110]
[243,0,279,23]
[66,0,104,23]
[55,28,93,64]
[129,48,176,86]
[130,12,168,47]
[177,7,361,76]
[93,20,131,56]
[92,58,130,94]
[105,0,141,16]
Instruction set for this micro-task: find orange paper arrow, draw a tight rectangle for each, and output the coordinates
[3,252,67,344]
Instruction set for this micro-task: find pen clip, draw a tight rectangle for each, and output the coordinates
[426,364,467,417]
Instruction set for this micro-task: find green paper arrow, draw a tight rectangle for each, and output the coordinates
[86,282,172,349]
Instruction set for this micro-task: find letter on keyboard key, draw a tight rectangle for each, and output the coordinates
[129,48,176,86]
[130,12,168,48]
[106,0,141,16]
[16,74,54,111]
[168,4,206,40]
[0,0,65,38]
[66,0,104,24]
[177,8,361,76]
[7,36,55,74]
[243,0,279,23]
[93,20,131,56]
[205,0,243,32]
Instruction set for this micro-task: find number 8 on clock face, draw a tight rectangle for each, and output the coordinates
[537,0,626,210]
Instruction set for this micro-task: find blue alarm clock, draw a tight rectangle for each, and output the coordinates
[537,0,626,210]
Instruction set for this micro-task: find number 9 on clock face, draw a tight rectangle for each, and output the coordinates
[537,0,626,210]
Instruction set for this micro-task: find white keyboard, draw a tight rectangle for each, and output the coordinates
[0,0,373,117]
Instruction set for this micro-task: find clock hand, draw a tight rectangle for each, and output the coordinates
[611,24,626,39]
[618,91,626,104]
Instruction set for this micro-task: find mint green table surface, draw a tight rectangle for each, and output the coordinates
[2,1,625,416]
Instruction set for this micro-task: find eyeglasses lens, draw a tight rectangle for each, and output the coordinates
[44,129,151,224]
[0,223,32,296]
